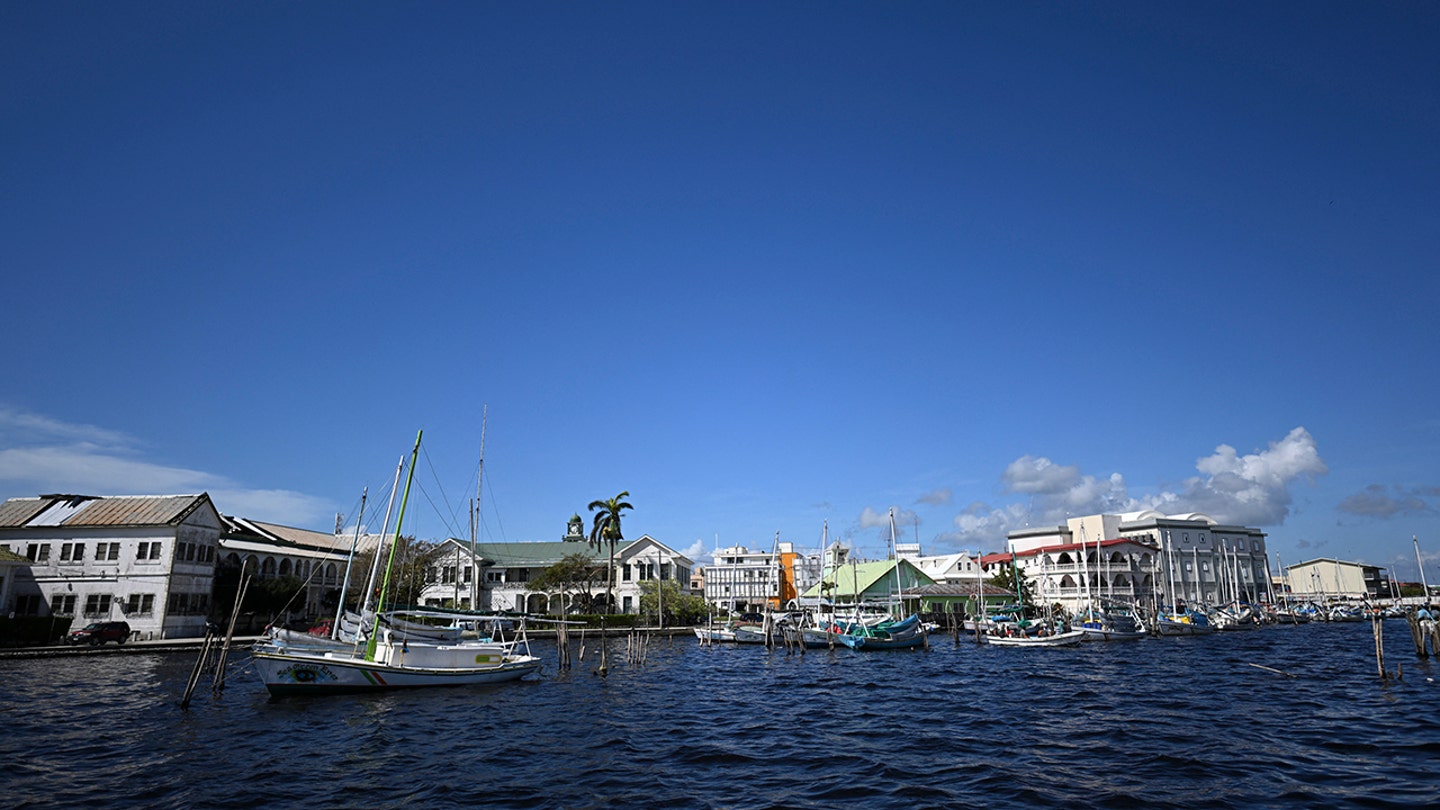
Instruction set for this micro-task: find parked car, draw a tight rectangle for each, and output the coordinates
[67,621,131,646]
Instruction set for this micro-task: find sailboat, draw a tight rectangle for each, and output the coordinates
[829,510,926,651]
[251,431,542,695]
[984,551,1085,647]
[1073,530,1146,641]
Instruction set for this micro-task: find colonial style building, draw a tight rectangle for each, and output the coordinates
[419,516,694,616]
[1004,510,1274,614]
[0,493,224,639]
[218,516,361,624]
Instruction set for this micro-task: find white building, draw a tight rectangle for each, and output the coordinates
[909,550,986,588]
[1285,558,1391,600]
[1004,510,1272,613]
[219,516,361,625]
[0,493,224,639]
[701,541,823,613]
[420,528,694,616]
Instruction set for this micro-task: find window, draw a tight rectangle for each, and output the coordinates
[137,542,164,562]
[60,542,85,563]
[50,594,77,615]
[83,594,112,617]
[25,543,50,562]
[95,542,120,561]
[166,592,209,615]
[125,594,155,616]
[15,594,41,616]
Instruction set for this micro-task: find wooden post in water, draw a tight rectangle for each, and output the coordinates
[1405,610,1426,658]
[1373,615,1387,679]
[212,568,250,694]
[179,627,217,709]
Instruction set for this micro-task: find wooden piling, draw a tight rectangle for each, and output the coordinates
[1373,615,1387,679]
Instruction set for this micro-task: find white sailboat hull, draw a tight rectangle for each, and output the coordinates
[986,629,1086,647]
[252,644,540,695]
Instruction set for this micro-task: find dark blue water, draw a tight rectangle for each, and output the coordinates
[3,622,1438,809]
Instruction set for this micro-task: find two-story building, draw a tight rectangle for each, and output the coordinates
[0,493,224,639]
[1285,558,1391,600]
[218,516,362,626]
[1004,510,1273,614]
[419,517,694,616]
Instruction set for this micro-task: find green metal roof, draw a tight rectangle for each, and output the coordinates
[801,559,936,600]
[458,539,613,567]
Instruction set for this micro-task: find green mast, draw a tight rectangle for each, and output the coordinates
[365,429,423,662]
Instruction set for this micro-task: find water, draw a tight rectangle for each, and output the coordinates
[3,622,1438,809]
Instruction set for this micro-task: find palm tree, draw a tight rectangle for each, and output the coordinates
[587,490,633,676]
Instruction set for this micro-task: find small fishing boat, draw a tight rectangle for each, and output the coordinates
[693,624,738,643]
[1076,604,1148,641]
[986,628,1086,648]
[1155,609,1215,636]
[832,613,926,650]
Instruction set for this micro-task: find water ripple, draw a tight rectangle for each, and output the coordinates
[3,622,1440,808]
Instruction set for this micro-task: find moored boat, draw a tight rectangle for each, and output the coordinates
[832,613,926,650]
[253,630,541,694]
[986,628,1086,647]
[250,431,542,696]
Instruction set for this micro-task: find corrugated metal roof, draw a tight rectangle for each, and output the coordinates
[0,494,210,528]
[240,518,353,552]
[66,495,207,527]
[0,498,51,528]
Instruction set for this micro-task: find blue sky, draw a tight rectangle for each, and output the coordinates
[3,4,1437,582]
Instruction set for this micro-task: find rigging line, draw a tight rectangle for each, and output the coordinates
[414,478,464,540]
[418,443,467,535]
[480,464,508,542]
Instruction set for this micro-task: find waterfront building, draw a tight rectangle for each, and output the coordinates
[1284,558,1391,600]
[418,522,693,616]
[798,558,936,615]
[1004,510,1273,614]
[701,540,823,614]
[0,493,223,639]
[218,516,361,625]
[909,550,986,587]
[0,546,28,617]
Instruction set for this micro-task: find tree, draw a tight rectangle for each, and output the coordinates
[350,536,435,611]
[987,561,1038,617]
[587,491,634,616]
[528,553,606,614]
[639,580,709,625]
[588,490,633,676]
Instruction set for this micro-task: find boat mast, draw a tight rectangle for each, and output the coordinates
[889,508,904,616]
[362,457,406,615]
[1414,535,1429,603]
[472,406,487,612]
[1164,530,1179,614]
[366,430,423,662]
[332,486,368,639]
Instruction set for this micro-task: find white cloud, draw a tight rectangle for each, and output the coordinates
[1147,427,1328,526]
[0,406,137,447]
[0,406,334,528]
[942,427,1328,549]
[858,505,917,532]
[916,488,952,506]
[681,538,711,565]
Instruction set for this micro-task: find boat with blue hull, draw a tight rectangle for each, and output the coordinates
[832,613,926,650]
